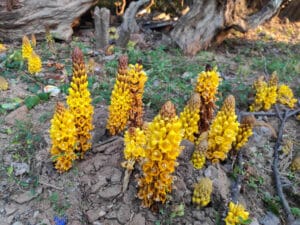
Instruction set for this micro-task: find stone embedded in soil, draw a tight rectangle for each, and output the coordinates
[11,162,30,176]
[5,105,29,125]
[4,204,18,216]
[99,184,122,199]
[249,218,260,225]
[87,209,101,223]
[192,210,205,221]
[91,177,108,193]
[131,213,146,225]
[117,204,131,224]
[11,187,43,204]
[173,177,189,202]
[259,212,280,225]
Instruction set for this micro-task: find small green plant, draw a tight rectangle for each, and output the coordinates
[291,207,300,218]
[262,192,281,216]
[49,192,71,216]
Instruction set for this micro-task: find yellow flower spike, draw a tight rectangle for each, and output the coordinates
[194,66,220,133]
[224,202,249,225]
[50,102,77,173]
[22,35,33,59]
[180,93,201,142]
[128,63,148,128]
[138,101,183,208]
[192,131,208,169]
[106,55,132,135]
[123,127,146,161]
[66,47,94,158]
[277,84,297,109]
[206,95,239,163]
[192,177,213,207]
[28,51,42,74]
[233,115,255,151]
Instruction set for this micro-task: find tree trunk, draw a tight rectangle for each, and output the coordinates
[171,0,284,55]
[0,0,97,42]
[279,0,300,21]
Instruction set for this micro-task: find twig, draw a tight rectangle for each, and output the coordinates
[39,180,63,191]
[272,107,300,224]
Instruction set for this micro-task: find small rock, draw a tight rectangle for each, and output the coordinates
[33,210,39,218]
[11,162,30,176]
[5,105,29,125]
[11,187,43,204]
[5,204,18,216]
[99,184,122,199]
[91,177,108,193]
[106,211,117,219]
[99,210,106,218]
[192,210,205,220]
[87,209,100,223]
[131,213,145,225]
[117,204,131,224]
[12,222,23,225]
[259,212,280,225]
[93,222,103,225]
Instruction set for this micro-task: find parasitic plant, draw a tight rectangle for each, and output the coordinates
[180,93,201,142]
[232,115,255,151]
[192,177,213,207]
[22,35,33,59]
[277,84,297,109]
[206,95,239,163]
[28,51,42,74]
[191,131,208,169]
[224,202,250,225]
[194,66,220,134]
[106,55,132,135]
[137,101,183,208]
[50,102,77,172]
[66,47,94,158]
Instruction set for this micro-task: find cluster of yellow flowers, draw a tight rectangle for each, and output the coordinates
[232,115,255,151]
[250,73,297,111]
[127,63,148,128]
[192,177,213,207]
[291,155,300,172]
[67,47,94,158]
[137,101,183,208]
[22,35,42,74]
[224,202,249,225]
[206,95,239,163]
[194,67,221,133]
[191,131,208,169]
[180,93,201,142]
[277,84,297,108]
[50,102,78,172]
[106,56,132,135]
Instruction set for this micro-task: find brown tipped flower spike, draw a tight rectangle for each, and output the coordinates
[67,47,94,158]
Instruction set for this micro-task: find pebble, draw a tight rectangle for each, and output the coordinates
[131,213,146,225]
[117,204,131,224]
[99,184,122,199]
[5,105,29,125]
[11,162,30,176]
[11,187,43,204]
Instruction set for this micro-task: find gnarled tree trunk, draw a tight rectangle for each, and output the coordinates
[171,0,284,55]
[0,0,97,41]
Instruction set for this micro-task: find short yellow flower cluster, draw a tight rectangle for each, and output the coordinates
[291,155,300,172]
[22,35,42,74]
[67,47,94,158]
[206,95,239,163]
[124,127,146,161]
[137,101,183,208]
[195,68,220,104]
[233,115,255,151]
[224,202,249,225]
[277,84,297,108]
[180,93,201,142]
[50,103,78,173]
[191,131,208,169]
[192,177,213,207]
[127,63,148,128]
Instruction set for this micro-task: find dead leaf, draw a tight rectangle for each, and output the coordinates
[0,76,9,91]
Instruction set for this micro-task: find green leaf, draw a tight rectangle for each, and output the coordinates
[27,84,40,94]
[24,95,40,109]
[291,207,300,218]
[37,92,50,101]
[7,166,13,176]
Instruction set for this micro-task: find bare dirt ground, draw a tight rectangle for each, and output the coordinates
[0,17,300,225]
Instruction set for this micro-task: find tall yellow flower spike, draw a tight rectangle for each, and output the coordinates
[28,51,42,74]
[277,84,297,109]
[191,131,208,169]
[106,55,132,135]
[195,66,220,133]
[22,35,33,59]
[137,101,183,208]
[50,102,78,173]
[224,202,249,225]
[250,73,278,112]
[66,47,94,158]
[180,93,201,142]
[233,115,255,151]
[192,177,213,207]
[206,95,239,163]
[128,63,148,128]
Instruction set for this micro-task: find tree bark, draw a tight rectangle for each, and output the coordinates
[94,7,110,50]
[171,0,284,55]
[0,0,97,42]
